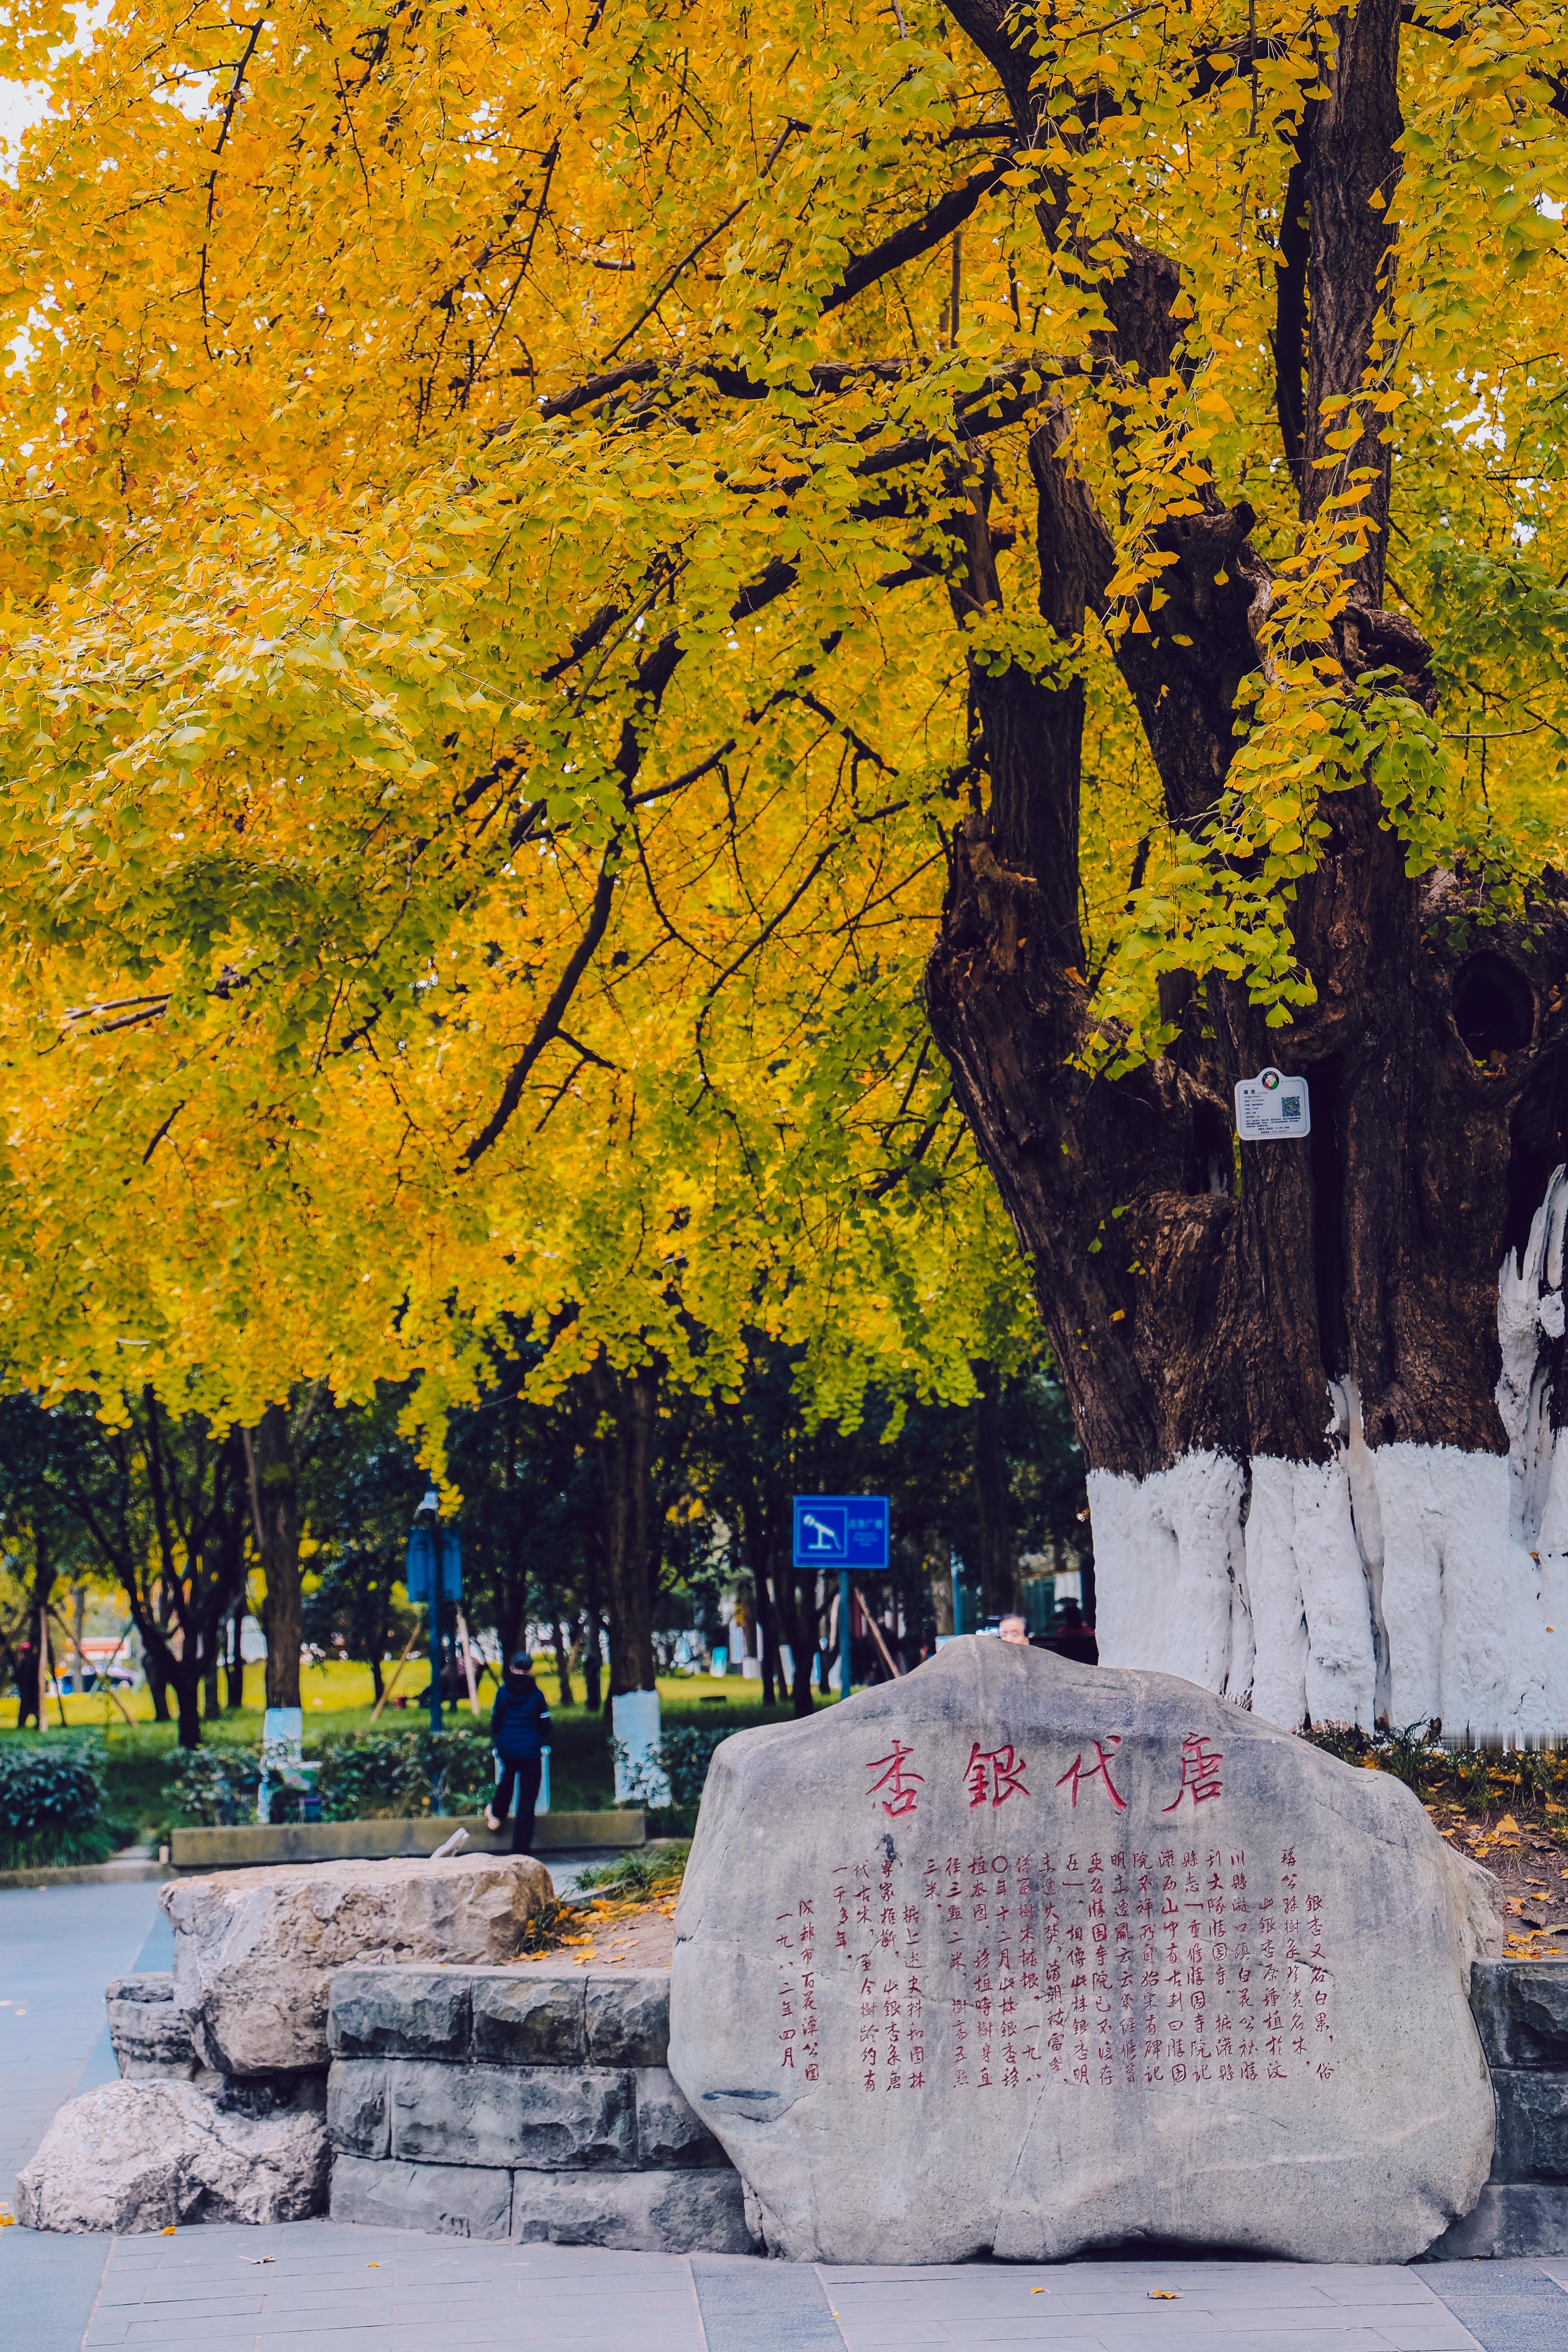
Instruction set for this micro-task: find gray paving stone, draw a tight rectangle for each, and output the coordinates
[327,1969,470,2061]
[387,2058,636,2170]
[469,1971,586,2065]
[1423,2255,1568,2352]
[689,2254,844,2350]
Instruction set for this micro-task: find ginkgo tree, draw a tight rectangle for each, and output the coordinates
[0,0,1565,1740]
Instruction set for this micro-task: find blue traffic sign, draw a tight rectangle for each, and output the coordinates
[404,1521,463,1604]
[792,1495,889,1572]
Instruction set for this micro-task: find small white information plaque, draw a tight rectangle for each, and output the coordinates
[1234,1066,1311,1140]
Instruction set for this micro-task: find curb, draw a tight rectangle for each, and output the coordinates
[0,1859,176,1891]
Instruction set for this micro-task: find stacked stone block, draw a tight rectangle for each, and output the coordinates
[326,1964,753,2251]
[1430,1961,1568,2257]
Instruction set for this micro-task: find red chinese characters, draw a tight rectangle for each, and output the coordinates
[1163,1731,1224,1811]
[965,1742,1030,1810]
[866,1738,924,1818]
[1056,1735,1127,1812]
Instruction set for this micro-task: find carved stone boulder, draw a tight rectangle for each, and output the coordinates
[669,1638,1503,2265]
[163,1852,552,2076]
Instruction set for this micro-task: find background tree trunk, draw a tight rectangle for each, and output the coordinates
[587,1356,659,1697]
[225,1606,245,1711]
[971,1363,1017,1620]
[145,1643,171,1724]
[245,1403,303,1711]
[550,1605,575,1708]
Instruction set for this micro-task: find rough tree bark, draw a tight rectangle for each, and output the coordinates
[587,1356,659,1696]
[926,0,1568,1739]
[971,1362,1018,1620]
[244,1401,304,1711]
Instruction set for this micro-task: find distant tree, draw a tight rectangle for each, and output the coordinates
[64,1391,251,1749]
[0,1396,98,1728]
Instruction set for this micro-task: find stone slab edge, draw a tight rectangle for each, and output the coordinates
[1424,2181,1568,2259]
[169,1812,644,1870]
[329,2153,751,2251]
[328,1964,670,2067]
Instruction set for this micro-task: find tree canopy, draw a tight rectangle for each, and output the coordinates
[0,0,1564,1597]
[0,0,1054,1446]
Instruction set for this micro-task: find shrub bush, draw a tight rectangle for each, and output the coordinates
[0,1737,113,1868]
[312,1727,495,1820]
[657,1722,735,1811]
[166,1748,262,1827]
[164,1727,497,1827]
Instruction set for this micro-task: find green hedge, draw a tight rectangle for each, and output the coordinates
[312,1728,495,1820]
[166,1725,497,1826]
[0,1738,114,1869]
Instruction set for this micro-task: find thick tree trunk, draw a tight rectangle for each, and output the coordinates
[971,1363,1017,1619]
[245,1403,303,1710]
[588,1357,658,1697]
[752,1572,778,1706]
[580,1599,602,1710]
[927,0,1568,1739]
[174,1664,203,1750]
[145,1649,171,1722]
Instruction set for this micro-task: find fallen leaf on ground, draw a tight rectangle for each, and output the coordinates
[1148,2289,1181,2299]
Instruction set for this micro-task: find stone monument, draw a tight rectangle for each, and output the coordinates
[668,1638,1503,2264]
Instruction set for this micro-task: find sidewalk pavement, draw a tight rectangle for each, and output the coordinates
[5,1882,1568,2352]
[54,2229,1568,2352]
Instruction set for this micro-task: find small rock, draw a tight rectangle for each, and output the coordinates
[15,2080,328,2234]
[105,1974,201,2082]
[163,1853,552,2076]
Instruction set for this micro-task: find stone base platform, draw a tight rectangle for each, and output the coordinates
[325,1963,754,2253]
[1425,1962,1568,2258]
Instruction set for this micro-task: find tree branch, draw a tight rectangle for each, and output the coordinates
[459,853,620,1169]
[821,160,1012,315]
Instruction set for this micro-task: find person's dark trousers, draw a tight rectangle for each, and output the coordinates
[492,1757,543,1854]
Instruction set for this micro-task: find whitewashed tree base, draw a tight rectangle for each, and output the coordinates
[1091,1172,1568,1741]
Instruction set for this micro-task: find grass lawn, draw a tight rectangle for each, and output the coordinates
[1,1660,832,1843]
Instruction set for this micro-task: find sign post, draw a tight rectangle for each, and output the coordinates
[791,1496,889,1702]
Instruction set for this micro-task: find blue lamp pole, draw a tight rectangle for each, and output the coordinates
[407,1492,461,1816]
[417,1490,443,1739]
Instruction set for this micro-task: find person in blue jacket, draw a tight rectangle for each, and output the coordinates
[485,1651,551,1854]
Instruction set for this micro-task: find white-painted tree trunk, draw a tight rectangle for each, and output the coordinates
[1091,1170,1568,1742]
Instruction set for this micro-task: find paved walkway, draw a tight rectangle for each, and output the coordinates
[53,2231,1568,2352]
[4,1883,1566,2352]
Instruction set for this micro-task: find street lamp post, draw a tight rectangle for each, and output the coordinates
[406,1489,461,1812]
[417,1491,444,1740]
